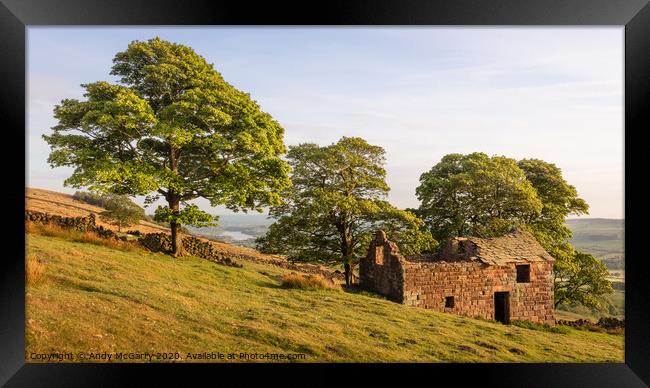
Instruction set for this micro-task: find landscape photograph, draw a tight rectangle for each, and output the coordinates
[25,27,624,363]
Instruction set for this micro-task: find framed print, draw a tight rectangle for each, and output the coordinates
[2,0,649,386]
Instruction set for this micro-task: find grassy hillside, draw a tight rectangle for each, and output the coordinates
[26,233,623,363]
[566,218,624,269]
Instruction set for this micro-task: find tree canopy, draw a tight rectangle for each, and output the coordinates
[44,38,291,255]
[415,152,542,241]
[416,152,612,311]
[257,137,437,285]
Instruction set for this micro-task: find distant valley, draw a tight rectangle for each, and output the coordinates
[566,218,624,270]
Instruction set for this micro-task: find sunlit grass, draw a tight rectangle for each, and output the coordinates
[25,232,624,363]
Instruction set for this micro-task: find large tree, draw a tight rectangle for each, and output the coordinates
[415,152,543,241]
[44,38,291,255]
[416,153,612,311]
[256,137,437,285]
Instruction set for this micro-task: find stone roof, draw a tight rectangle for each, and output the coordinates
[405,229,555,265]
[458,229,554,265]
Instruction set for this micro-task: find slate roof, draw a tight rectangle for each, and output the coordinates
[405,229,555,265]
[458,229,554,265]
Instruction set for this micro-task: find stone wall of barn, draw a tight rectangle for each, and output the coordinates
[402,260,555,325]
[359,231,406,302]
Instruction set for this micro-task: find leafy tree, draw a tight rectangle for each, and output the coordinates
[416,153,612,311]
[517,159,612,312]
[44,38,290,256]
[415,152,542,241]
[99,194,145,232]
[517,159,589,262]
[554,250,613,309]
[256,137,437,285]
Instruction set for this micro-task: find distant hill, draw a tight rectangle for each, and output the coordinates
[565,218,624,270]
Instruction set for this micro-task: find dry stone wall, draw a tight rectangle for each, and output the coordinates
[26,210,97,231]
[27,210,344,279]
[26,210,124,240]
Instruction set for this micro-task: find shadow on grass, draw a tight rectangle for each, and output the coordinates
[341,284,388,300]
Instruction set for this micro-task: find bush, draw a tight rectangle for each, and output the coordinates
[26,254,45,286]
[73,191,107,207]
[510,319,570,334]
[99,194,145,232]
[280,273,341,291]
[26,223,140,252]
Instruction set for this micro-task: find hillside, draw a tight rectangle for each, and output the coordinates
[566,218,624,269]
[25,232,623,363]
[25,187,286,265]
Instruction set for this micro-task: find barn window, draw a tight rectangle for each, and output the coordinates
[516,264,531,283]
[445,296,455,308]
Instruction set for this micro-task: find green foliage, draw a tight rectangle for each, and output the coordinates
[517,159,589,262]
[257,137,437,283]
[415,152,542,242]
[554,250,613,311]
[153,204,217,228]
[44,37,291,252]
[98,194,145,231]
[73,191,110,207]
[416,153,611,311]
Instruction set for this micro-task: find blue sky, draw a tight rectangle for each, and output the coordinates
[27,27,624,218]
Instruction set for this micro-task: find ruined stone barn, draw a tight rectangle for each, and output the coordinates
[359,230,555,325]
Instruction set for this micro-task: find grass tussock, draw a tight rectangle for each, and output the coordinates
[26,254,45,286]
[25,222,140,252]
[280,273,341,291]
[510,320,570,334]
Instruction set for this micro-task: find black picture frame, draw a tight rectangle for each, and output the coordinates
[2,0,649,386]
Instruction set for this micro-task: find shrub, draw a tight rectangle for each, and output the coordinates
[510,319,570,334]
[280,273,341,291]
[26,254,45,286]
[26,223,140,252]
[99,194,145,232]
[73,191,107,207]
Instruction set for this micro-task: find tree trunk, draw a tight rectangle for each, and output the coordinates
[344,262,351,286]
[168,145,183,257]
[169,194,183,257]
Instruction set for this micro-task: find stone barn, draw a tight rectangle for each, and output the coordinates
[359,229,555,325]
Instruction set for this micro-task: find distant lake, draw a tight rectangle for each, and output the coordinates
[219,230,255,241]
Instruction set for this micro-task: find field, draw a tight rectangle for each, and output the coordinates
[566,218,624,269]
[25,232,624,363]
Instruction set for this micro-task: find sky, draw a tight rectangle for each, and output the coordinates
[27,27,624,219]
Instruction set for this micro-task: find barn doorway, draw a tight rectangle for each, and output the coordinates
[494,292,510,324]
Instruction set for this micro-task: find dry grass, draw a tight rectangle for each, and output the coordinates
[280,273,341,291]
[25,222,140,252]
[26,254,45,286]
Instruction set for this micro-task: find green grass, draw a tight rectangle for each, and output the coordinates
[25,233,624,363]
